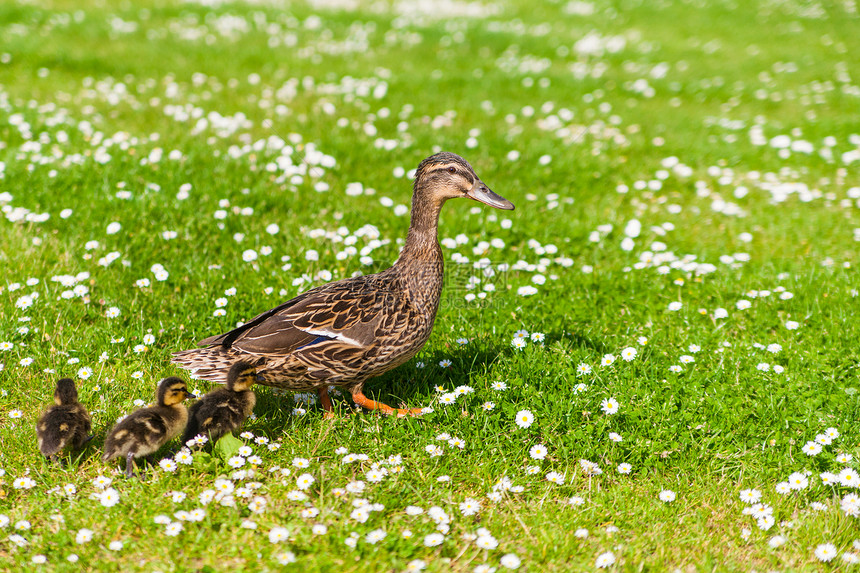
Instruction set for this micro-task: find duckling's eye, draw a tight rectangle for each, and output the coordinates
[447,166,457,174]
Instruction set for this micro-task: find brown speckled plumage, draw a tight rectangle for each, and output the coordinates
[172,152,514,415]
[36,378,91,460]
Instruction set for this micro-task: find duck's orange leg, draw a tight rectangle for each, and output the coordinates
[351,391,424,417]
[318,386,335,419]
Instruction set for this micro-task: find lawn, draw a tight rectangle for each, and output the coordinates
[1,0,859,570]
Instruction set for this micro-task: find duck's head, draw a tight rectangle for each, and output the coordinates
[226,361,256,392]
[413,152,514,210]
[157,377,196,406]
[54,378,78,405]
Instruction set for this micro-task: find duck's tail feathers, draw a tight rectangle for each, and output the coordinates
[171,347,250,385]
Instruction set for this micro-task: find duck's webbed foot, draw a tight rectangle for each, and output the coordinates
[351,391,423,417]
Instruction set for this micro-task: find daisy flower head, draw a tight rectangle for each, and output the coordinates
[617,463,632,474]
[296,473,315,490]
[12,477,36,489]
[815,543,837,562]
[837,453,853,464]
[788,472,809,490]
[600,397,619,415]
[276,551,296,565]
[268,527,289,543]
[424,533,444,547]
[529,444,547,460]
[739,489,762,504]
[459,498,481,516]
[100,488,120,507]
[511,337,527,350]
[580,458,602,476]
[160,458,178,472]
[838,468,859,487]
[439,359,452,368]
[757,515,775,530]
[500,553,522,570]
[601,353,616,366]
[75,528,94,544]
[530,332,545,343]
[775,481,791,494]
[595,551,616,569]
[576,363,592,376]
[545,471,565,485]
[568,495,585,506]
[659,489,676,502]
[475,534,498,550]
[669,365,682,373]
[621,347,637,361]
[514,410,534,428]
[802,441,822,456]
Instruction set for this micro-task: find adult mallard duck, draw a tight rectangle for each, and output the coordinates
[172,152,514,415]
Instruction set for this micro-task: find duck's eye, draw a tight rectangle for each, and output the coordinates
[447,166,457,174]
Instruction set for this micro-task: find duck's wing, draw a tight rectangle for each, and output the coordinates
[199,277,390,356]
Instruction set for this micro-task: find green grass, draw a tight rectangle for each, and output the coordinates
[1,0,859,570]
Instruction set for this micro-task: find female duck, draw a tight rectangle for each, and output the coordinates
[172,152,513,415]
[103,377,195,477]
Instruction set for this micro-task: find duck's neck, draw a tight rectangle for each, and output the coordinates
[395,185,444,265]
[392,184,445,316]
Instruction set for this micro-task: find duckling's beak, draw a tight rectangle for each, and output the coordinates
[467,181,515,210]
[186,392,197,399]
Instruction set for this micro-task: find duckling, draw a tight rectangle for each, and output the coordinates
[182,361,256,446]
[36,378,92,461]
[102,377,195,478]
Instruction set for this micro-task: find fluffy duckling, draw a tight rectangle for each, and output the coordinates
[102,377,195,478]
[36,378,92,461]
[182,361,256,446]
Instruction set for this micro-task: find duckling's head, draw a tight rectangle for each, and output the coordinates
[53,378,78,405]
[226,361,256,392]
[413,152,514,211]
[156,377,196,407]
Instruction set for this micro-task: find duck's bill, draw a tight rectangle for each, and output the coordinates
[468,184,515,210]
